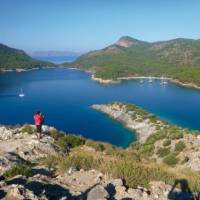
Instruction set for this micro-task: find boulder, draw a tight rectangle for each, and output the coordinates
[87,185,109,200]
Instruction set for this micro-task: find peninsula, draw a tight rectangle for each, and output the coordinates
[92,102,200,171]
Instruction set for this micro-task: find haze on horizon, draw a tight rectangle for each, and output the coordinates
[0,0,200,52]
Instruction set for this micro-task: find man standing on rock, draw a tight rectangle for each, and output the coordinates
[34,111,44,140]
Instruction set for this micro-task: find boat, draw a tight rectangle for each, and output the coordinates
[19,89,25,97]
[140,79,144,84]
[160,76,168,86]
[148,76,153,83]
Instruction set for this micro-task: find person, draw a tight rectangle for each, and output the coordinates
[34,111,44,140]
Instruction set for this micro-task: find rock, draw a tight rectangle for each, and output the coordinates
[3,184,38,200]
[109,178,123,187]
[87,185,109,200]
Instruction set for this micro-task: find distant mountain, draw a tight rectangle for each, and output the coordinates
[64,36,200,85]
[0,43,53,69]
[28,51,82,57]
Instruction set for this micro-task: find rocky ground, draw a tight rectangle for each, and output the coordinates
[0,125,199,199]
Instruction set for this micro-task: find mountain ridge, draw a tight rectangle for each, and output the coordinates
[0,43,54,69]
[64,36,200,86]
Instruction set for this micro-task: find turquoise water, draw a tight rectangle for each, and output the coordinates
[1,68,200,147]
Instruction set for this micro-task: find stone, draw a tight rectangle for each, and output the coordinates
[87,185,109,200]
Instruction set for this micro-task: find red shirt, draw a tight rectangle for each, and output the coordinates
[34,114,43,125]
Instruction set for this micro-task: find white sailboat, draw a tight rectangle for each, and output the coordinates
[19,88,25,97]
[140,79,144,84]
[148,76,153,83]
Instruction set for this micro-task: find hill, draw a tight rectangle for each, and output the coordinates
[64,36,200,85]
[0,43,54,69]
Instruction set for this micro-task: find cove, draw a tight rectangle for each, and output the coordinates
[0,68,200,147]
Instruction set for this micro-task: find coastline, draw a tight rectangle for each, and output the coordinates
[91,103,158,143]
[90,73,200,90]
[0,66,56,73]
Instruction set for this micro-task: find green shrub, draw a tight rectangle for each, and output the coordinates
[59,153,98,171]
[139,144,155,156]
[175,141,186,152]
[85,140,105,151]
[21,124,34,134]
[167,130,183,140]
[38,154,62,169]
[4,164,32,179]
[163,139,171,146]
[56,134,85,151]
[163,152,179,166]
[157,147,170,157]
[49,128,60,140]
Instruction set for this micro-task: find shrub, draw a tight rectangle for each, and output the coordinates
[139,144,155,156]
[56,134,85,152]
[85,140,105,151]
[157,147,170,157]
[167,130,183,140]
[59,153,99,171]
[49,128,60,140]
[175,141,186,152]
[163,152,179,166]
[4,164,32,179]
[21,124,34,134]
[38,154,62,169]
[163,139,171,146]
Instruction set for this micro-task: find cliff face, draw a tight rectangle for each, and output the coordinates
[0,124,199,199]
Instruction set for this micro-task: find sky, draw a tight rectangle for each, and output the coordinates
[0,0,200,52]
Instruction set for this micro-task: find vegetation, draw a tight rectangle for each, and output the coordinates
[64,36,200,86]
[21,124,35,134]
[0,43,53,69]
[175,141,186,152]
[39,146,200,191]
[163,139,171,146]
[4,163,32,179]
[163,152,179,166]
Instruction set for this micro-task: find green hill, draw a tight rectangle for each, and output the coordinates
[0,43,53,69]
[64,36,200,85]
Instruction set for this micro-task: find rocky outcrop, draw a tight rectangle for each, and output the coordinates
[0,170,198,200]
[0,125,199,199]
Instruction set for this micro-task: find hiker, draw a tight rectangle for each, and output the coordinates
[34,111,44,140]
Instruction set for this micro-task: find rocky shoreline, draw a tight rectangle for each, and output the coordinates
[92,103,158,143]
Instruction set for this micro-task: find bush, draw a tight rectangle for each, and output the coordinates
[4,164,32,179]
[163,152,179,166]
[38,154,62,169]
[85,140,105,151]
[163,139,171,146]
[56,134,85,152]
[175,141,186,152]
[157,147,170,157]
[167,130,183,140]
[21,124,34,134]
[49,128,60,140]
[59,153,99,171]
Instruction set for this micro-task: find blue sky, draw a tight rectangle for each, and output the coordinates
[0,0,199,52]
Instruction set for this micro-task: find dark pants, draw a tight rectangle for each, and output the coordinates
[36,125,42,133]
